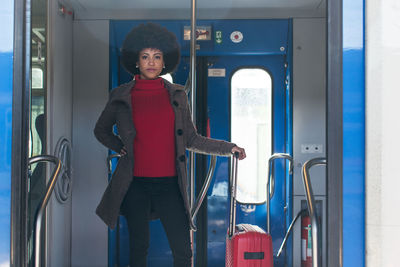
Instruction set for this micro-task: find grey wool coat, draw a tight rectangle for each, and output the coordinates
[94,78,236,229]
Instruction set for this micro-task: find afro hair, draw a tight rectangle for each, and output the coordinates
[121,22,181,76]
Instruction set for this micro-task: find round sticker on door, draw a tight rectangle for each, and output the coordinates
[230,31,243,43]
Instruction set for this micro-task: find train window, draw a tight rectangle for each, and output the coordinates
[231,68,272,204]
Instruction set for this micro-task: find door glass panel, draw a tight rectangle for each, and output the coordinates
[28,0,47,265]
[231,68,272,204]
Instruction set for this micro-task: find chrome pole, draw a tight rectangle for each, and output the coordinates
[301,157,326,267]
[189,0,197,265]
[266,153,293,234]
[28,155,62,267]
[107,153,121,177]
[191,155,217,224]
[276,209,308,257]
[189,0,197,211]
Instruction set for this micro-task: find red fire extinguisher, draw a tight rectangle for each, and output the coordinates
[206,118,211,138]
[301,215,312,267]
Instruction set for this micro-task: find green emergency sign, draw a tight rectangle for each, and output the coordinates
[215,30,222,44]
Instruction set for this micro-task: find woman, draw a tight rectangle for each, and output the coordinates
[94,22,246,267]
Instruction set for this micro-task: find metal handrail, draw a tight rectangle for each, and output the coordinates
[107,153,121,176]
[266,153,293,234]
[276,209,308,257]
[28,155,62,267]
[106,152,217,232]
[301,157,326,267]
[190,155,217,230]
[188,0,197,214]
[188,0,197,264]
[228,152,239,238]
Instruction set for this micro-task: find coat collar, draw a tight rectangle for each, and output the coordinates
[111,77,184,107]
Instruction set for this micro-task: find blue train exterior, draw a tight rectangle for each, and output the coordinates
[0,0,14,265]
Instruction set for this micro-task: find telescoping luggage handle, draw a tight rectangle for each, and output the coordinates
[228,152,239,238]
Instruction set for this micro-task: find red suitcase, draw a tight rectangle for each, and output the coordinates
[226,224,273,267]
[225,153,274,267]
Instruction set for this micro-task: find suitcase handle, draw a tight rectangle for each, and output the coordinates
[228,152,239,238]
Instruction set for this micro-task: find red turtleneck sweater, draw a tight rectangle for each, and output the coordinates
[131,75,177,177]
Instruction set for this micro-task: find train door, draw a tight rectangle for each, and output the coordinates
[8,2,347,267]
[110,19,292,266]
[202,54,290,267]
[27,0,49,266]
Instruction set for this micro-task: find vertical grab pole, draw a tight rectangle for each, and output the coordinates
[189,0,197,266]
[189,0,197,211]
[301,157,326,267]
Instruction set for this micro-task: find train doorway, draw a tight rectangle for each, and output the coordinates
[110,19,292,266]
[10,3,344,265]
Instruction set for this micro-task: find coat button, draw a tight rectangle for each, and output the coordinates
[179,155,186,162]
[177,129,183,135]
[173,101,179,107]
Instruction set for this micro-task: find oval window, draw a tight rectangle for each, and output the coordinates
[231,68,272,204]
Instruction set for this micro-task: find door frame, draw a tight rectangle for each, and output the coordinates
[11,2,344,267]
[326,1,343,267]
[11,0,31,266]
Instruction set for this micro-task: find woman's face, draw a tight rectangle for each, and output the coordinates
[137,48,165,80]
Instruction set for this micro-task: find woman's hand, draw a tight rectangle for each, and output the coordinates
[231,146,246,160]
[120,147,127,156]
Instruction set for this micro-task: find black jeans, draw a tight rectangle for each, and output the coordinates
[121,176,192,267]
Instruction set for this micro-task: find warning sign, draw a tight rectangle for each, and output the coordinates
[208,68,226,77]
